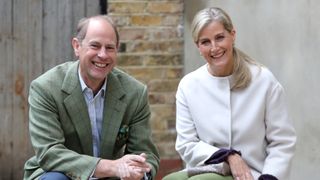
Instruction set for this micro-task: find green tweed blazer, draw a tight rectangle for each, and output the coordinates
[24,61,159,180]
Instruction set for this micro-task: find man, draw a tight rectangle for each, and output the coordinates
[24,15,159,180]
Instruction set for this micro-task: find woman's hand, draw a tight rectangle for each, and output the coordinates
[227,153,254,180]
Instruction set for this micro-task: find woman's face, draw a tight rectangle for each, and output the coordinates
[197,21,235,76]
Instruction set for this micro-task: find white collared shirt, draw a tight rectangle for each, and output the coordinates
[78,69,106,157]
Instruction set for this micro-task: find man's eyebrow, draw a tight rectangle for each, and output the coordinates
[88,40,99,44]
[87,39,116,47]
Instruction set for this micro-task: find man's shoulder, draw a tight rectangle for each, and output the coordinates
[31,61,78,87]
[111,67,145,89]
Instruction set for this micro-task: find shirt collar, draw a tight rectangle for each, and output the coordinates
[78,67,107,97]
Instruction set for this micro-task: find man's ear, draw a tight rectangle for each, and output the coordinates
[72,38,81,57]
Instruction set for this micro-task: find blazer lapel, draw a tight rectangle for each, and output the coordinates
[62,61,93,155]
[100,70,127,158]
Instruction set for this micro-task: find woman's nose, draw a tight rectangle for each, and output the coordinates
[210,42,218,52]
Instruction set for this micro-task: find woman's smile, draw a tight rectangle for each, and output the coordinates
[210,50,225,59]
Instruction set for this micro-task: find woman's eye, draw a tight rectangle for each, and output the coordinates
[216,36,225,42]
[200,40,210,46]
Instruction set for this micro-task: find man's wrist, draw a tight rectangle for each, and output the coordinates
[94,159,116,178]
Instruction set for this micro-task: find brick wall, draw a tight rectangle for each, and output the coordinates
[108,0,184,160]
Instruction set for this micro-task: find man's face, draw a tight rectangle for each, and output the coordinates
[72,18,118,87]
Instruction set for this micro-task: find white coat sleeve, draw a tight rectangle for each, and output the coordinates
[263,82,296,179]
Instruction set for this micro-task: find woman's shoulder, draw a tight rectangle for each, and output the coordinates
[182,65,207,81]
[248,64,282,90]
[250,64,278,82]
[179,65,207,86]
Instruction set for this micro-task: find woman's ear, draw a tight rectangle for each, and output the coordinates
[231,29,236,42]
[72,38,80,57]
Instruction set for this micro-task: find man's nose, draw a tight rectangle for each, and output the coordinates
[97,48,108,58]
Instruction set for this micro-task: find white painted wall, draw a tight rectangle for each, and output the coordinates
[184,0,320,179]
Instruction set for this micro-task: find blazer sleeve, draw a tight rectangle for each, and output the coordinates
[263,82,296,179]
[28,80,99,180]
[124,85,160,178]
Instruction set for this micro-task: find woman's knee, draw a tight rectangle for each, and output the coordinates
[189,173,233,180]
[162,171,189,180]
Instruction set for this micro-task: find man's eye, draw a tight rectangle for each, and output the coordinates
[106,45,116,52]
[106,46,115,49]
[90,44,100,49]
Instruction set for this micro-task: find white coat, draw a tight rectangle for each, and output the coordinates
[175,64,296,180]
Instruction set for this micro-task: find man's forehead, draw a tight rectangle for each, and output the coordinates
[84,20,116,39]
[87,18,112,30]
[87,38,116,46]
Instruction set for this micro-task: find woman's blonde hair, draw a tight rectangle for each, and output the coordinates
[191,7,259,90]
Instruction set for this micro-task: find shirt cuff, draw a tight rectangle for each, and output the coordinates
[204,148,241,164]
[89,162,99,180]
[143,171,152,180]
[258,174,278,180]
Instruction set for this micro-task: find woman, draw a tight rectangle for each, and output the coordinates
[164,7,296,180]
